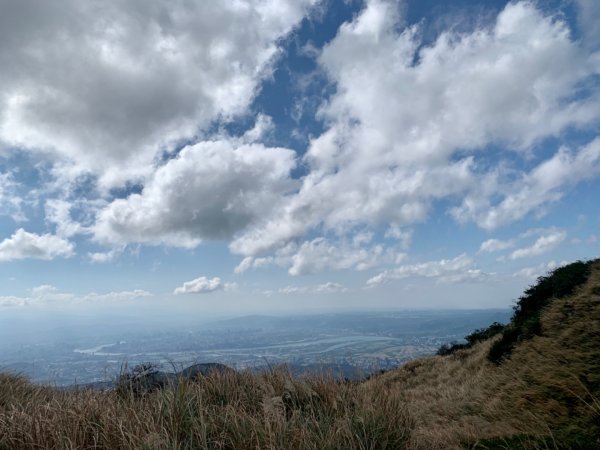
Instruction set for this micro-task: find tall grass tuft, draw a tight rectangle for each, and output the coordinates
[0,367,412,449]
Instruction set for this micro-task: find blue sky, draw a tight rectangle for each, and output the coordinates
[0,0,599,314]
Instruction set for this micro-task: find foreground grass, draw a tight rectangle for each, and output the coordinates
[0,368,411,450]
[1,259,599,449]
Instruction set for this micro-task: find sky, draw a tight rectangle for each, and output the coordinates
[0,0,600,316]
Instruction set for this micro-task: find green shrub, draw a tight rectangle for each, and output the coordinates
[436,342,469,356]
[489,260,593,364]
[488,325,521,365]
[466,322,506,345]
[437,322,506,356]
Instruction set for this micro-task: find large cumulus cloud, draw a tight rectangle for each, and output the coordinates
[230,0,600,258]
[0,0,315,188]
[94,140,297,247]
[0,228,74,261]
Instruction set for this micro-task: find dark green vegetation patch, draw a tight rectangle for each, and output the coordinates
[437,322,505,356]
[488,260,593,364]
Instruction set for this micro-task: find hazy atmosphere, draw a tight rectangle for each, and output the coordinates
[1,0,599,318]
[1,3,600,448]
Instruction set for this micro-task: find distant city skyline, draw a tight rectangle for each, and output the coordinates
[0,0,599,314]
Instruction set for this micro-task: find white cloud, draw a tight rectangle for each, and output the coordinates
[231,157,475,257]
[513,260,565,279]
[288,237,389,275]
[458,139,600,229]
[173,276,224,295]
[478,238,515,253]
[437,269,490,284]
[234,256,255,274]
[229,0,600,256]
[316,282,348,293]
[45,199,84,238]
[87,249,120,263]
[94,140,297,248]
[384,225,413,250]
[80,289,152,303]
[277,281,347,295]
[30,284,71,301]
[0,228,74,261]
[509,230,566,260]
[0,296,26,307]
[367,253,479,286]
[242,114,275,143]
[234,236,403,276]
[0,172,25,222]
[279,285,309,295]
[0,285,151,306]
[0,0,316,190]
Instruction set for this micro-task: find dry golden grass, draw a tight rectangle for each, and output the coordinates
[373,260,600,449]
[0,368,411,449]
[1,261,599,449]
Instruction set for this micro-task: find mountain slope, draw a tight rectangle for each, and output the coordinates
[374,259,600,449]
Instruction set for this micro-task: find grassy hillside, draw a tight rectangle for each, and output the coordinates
[1,260,599,449]
[376,259,600,449]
